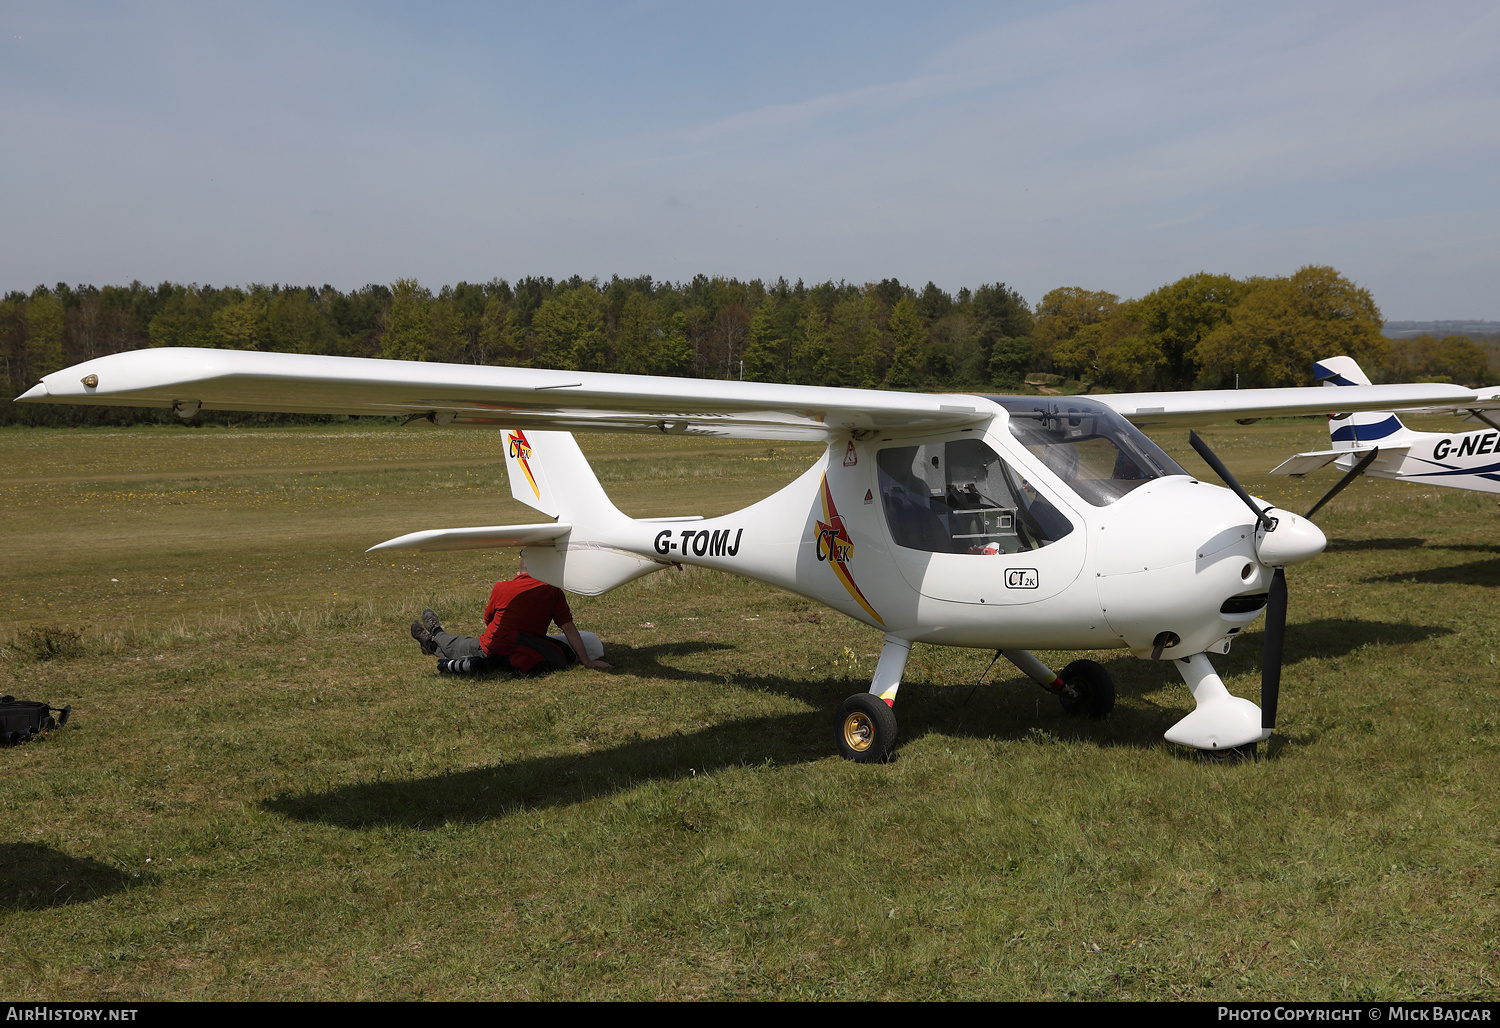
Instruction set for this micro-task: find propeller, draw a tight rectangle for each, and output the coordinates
[1188,431,1323,738]
[1189,430,1274,532]
[1303,446,1380,519]
[1261,567,1286,731]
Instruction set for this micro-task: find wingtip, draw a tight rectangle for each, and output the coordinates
[15,382,49,403]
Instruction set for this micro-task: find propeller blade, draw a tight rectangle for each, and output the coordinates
[1303,447,1380,519]
[1261,566,1287,732]
[1189,431,1272,531]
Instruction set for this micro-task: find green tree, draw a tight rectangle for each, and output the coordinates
[381,279,434,362]
[794,303,841,386]
[651,311,694,377]
[212,291,268,349]
[971,283,1034,377]
[149,285,228,349]
[25,288,67,378]
[1194,266,1386,387]
[1096,325,1164,388]
[1385,333,1489,386]
[840,290,885,389]
[1033,287,1119,371]
[742,292,790,382]
[916,281,953,322]
[1123,272,1248,387]
[1434,335,1489,385]
[987,336,1035,388]
[884,295,925,389]
[0,295,22,394]
[531,284,607,371]
[265,287,335,355]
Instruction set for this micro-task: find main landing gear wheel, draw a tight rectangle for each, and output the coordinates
[1058,659,1115,719]
[837,693,898,764]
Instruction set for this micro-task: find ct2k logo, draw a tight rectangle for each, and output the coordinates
[815,475,883,625]
[1005,568,1039,589]
[506,430,540,499]
[815,515,853,563]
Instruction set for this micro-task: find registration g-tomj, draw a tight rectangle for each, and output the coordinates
[18,349,1486,762]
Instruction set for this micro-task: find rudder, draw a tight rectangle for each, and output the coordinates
[504,429,616,519]
[1314,356,1410,450]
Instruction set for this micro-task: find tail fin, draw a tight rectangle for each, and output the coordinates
[504,427,614,519]
[502,429,666,595]
[1314,356,1410,450]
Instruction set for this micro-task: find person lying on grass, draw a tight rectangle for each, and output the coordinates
[410,555,612,674]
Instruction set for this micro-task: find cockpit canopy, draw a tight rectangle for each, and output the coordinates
[877,437,1074,555]
[990,396,1189,507]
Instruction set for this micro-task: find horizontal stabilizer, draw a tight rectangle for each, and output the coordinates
[1269,451,1344,477]
[1269,447,1408,477]
[367,522,571,553]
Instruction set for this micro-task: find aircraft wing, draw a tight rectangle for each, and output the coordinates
[15,347,989,442]
[1093,383,1482,428]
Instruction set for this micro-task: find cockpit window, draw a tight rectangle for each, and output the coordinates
[992,397,1188,507]
[877,438,1073,554]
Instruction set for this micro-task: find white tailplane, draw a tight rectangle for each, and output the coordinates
[369,430,670,595]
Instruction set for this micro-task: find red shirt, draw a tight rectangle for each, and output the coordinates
[479,573,574,671]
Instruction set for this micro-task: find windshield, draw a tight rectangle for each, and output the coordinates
[990,397,1189,507]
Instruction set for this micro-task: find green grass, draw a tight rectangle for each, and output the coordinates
[1,418,1497,1000]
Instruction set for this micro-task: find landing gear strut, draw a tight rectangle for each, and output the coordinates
[1002,649,1115,719]
[1164,652,1269,753]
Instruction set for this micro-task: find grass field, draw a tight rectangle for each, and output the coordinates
[2,417,1497,1000]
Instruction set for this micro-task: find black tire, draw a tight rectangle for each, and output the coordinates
[1058,659,1115,719]
[837,693,898,763]
[1201,742,1258,765]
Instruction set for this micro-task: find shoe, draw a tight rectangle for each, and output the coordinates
[422,609,443,636]
[411,621,436,656]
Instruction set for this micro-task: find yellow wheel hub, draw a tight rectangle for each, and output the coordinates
[843,711,874,752]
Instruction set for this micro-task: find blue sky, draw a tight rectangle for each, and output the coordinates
[3,1,1497,319]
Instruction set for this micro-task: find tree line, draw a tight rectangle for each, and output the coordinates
[3,267,1493,426]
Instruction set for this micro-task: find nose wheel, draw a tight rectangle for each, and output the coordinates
[1057,659,1115,719]
[837,693,898,763]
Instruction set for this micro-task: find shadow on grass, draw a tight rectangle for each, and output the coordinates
[1362,557,1500,587]
[264,709,833,829]
[900,616,1453,766]
[1214,617,1452,678]
[264,620,1450,827]
[1324,536,1428,553]
[1325,537,1500,557]
[0,843,134,912]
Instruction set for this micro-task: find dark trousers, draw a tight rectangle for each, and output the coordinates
[431,630,576,673]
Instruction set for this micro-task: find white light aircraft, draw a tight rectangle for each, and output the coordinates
[18,349,1495,762]
[1269,356,1500,514]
